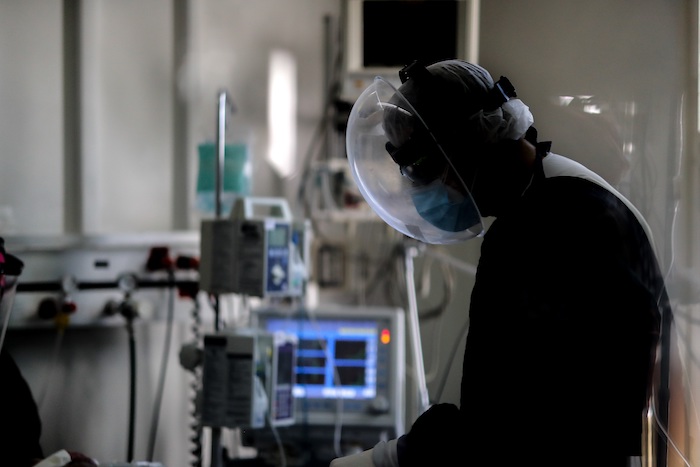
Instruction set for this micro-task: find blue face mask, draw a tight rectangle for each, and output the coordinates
[411,181,480,232]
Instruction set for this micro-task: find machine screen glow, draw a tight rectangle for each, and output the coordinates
[264,318,379,400]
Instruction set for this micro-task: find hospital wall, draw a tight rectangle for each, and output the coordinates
[0,0,698,466]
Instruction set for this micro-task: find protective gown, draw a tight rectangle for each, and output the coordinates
[396,151,667,467]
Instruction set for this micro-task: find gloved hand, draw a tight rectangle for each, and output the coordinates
[32,450,98,467]
[329,448,375,467]
[330,439,399,467]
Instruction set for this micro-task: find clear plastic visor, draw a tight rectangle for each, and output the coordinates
[346,76,483,244]
[0,253,22,354]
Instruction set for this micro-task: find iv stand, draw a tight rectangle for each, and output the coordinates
[210,88,232,467]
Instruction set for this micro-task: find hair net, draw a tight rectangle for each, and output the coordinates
[470,99,534,143]
[416,60,534,144]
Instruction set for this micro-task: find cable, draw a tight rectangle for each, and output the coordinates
[37,325,65,412]
[114,292,140,463]
[290,306,347,458]
[127,315,137,462]
[649,317,699,467]
[267,415,288,467]
[146,269,177,462]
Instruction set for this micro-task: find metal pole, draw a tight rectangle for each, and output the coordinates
[215,90,228,219]
[210,89,230,467]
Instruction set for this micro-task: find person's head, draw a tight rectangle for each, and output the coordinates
[346,59,535,244]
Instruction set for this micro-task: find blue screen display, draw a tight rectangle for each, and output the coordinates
[264,318,379,400]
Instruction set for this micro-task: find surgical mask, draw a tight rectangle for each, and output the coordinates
[411,180,480,232]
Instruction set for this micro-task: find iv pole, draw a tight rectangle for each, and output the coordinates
[209,88,232,467]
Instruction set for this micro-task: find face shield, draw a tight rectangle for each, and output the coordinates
[0,241,24,354]
[346,76,484,244]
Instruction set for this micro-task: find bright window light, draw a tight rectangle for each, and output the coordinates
[267,50,297,178]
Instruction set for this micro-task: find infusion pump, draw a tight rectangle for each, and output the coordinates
[200,197,310,298]
[200,329,298,429]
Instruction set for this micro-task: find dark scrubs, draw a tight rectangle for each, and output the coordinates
[398,163,665,466]
[0,350,44,467]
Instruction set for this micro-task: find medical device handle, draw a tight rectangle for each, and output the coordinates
[230,196,293,221]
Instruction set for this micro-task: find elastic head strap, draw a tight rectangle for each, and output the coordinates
[484,76,517,110]
[399,60,433,84]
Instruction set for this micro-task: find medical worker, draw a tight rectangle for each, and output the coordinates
[333,59,668,466]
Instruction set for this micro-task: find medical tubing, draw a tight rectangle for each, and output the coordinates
[267,414,287,467]
[655,315,697,467]
[37,326,65,412]
[654,303,672,467]
[333,395,346,459]
[649,98,688,467]
[651,383,693,467]
[127,318,137,462]
[300,307,346,458]
[146,269,176,462]
[404,245,430,414]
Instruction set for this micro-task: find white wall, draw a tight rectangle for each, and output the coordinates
[0,0,64,235]
[80,0,177,233]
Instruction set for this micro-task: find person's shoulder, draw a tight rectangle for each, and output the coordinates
[537,171,627,215]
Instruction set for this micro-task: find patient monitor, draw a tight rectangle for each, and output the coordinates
[251,305,406,464]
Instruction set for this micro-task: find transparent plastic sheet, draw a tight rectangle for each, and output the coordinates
[536,93,691,466]
[0,276,19,355]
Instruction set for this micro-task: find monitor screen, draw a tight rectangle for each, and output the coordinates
[362,0,459,69]
[254,305,405,429]
[344,0,478,75]
[264,316,383,400]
